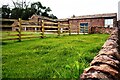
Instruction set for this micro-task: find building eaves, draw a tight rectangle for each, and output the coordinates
[69,13,117,20]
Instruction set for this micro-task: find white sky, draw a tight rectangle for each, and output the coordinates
[0,0,120,19]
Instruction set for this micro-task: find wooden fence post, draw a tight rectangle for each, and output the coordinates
[77,26,80,35]
[41,20,44,38]
[18,18,22,41]
[69,23,71,35]
[58,22,60,36]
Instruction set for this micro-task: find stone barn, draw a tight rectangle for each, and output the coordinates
[58,13,117,33]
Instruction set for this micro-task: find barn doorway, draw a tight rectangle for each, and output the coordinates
[80,23,88,33]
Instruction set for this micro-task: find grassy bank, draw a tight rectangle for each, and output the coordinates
[2,34,109,79]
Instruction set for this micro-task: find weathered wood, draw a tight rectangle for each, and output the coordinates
[21,30,42,32]
[41,20,45,38]
[1,18,82,41]
[44,30,58,32]
[44,26,58,28]
[3,34,19,37]
[44,22,58,25]
[58,22,60,36]
[22,25,41,28]
[21,36,42,39]
[18,18,22,41]
[1,19,17,21]
[21,20,38,23]
[69,23,71,35]
[0,25,12,27]
[2,38,19,41]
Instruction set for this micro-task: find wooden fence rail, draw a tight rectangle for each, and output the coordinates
[2,18,114,41]
[1,18,72,41]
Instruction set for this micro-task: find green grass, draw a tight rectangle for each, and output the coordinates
[2,34,109,79]
[2,31,43,39]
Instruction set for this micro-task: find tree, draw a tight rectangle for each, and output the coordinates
[1,5,11,18]
[10,0,31,19]
[12,0,30,9]
[31,2,46,15]
[49,14,57,19]
[1,0,57,19]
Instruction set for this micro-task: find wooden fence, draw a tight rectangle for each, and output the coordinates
[1,18,72,41]
[2,18,114,42]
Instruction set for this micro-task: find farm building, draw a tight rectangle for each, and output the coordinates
[11,14,57,31]
[58,13,117,33]
[1,19,15,31]
[29,13,117,33]
[11,13,117,34]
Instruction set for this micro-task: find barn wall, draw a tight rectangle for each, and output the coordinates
[68,18,105,33]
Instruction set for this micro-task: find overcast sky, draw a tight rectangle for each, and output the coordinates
[0,0,120,19]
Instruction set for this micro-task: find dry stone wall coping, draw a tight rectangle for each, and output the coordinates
[80,27,120,80]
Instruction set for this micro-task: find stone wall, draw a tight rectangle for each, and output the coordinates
[80,27,120,80]
[118,21,120,28]
[90,27,115,34]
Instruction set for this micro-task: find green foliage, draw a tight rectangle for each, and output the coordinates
[1,5,11,18]
[1,1,57,19]
[2,34,109,79]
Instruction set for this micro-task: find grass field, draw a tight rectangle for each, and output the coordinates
[2,34,109,79]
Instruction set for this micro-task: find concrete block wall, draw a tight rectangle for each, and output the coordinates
[80,27,120,80]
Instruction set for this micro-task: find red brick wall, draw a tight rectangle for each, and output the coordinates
[69,20,79,33]
[68,18,104,33]
[90,18,104,27]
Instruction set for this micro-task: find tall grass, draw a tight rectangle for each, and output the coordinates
[2,34,109,79]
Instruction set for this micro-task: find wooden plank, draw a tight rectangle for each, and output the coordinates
[69,23,71,35]
[21,20,38,23]
[44,32,57,33]
[44,30,58,32]
[18,18,22,41]
[6,34,18,36]
[58,22,60,36]
[22,25,41,28]
[62,30,69,32]
[44,26,58,28]
[41,20,44,38]
[21,34,37,36]
[2,38,19,41]
[77,26,80,35]
[1,19,17,21]
[21,30,41,32]
[0,25,12,27]
[44,22,58,25]
[21,36,41,39]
